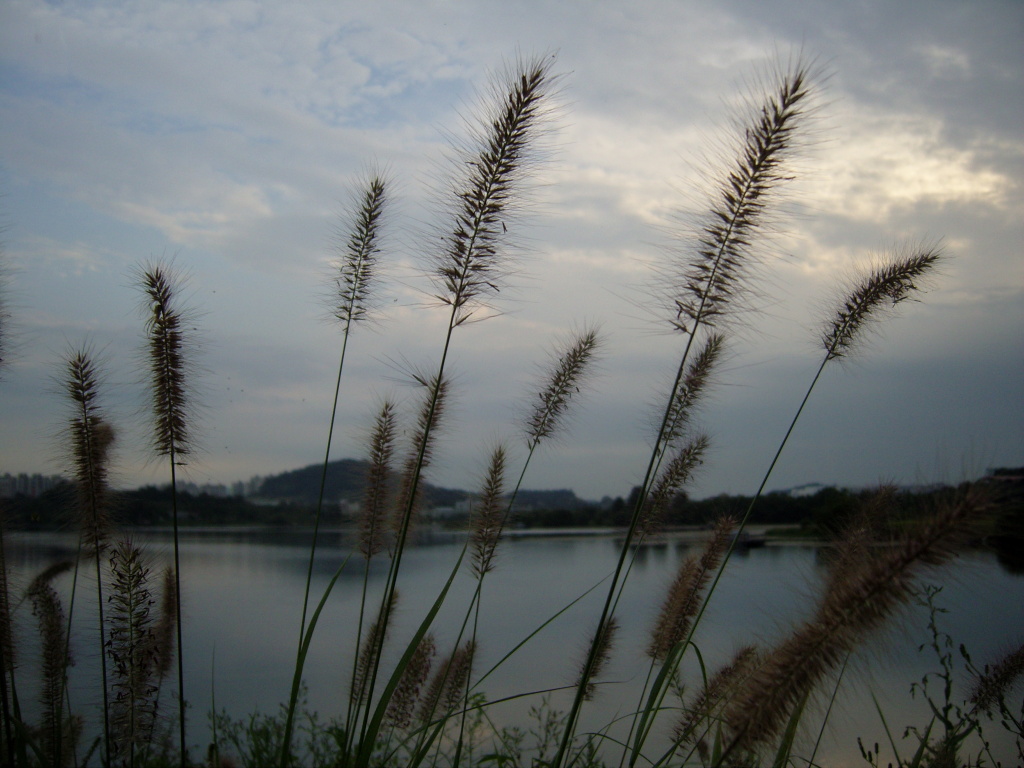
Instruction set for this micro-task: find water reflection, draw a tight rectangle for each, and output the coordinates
[5,528,1021,766]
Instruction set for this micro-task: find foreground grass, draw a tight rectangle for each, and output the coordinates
[1,51,1020,768]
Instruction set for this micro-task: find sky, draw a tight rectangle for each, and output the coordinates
[0,0,1021,502]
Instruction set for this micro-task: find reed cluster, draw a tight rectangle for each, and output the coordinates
[0,51,1014,768]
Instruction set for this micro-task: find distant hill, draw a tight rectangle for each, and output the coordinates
[255,458,589,510]
[256,458,467,507]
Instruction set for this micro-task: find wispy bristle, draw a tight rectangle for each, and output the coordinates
[470,444,508,577]
[351,590,398,710]
[823,485,897,584]
[153,565,177,682]
[64,349,115,558]
[391,375,449,537]
[725,487,985,752]
[661,334,723,449]
[440,640,476,713]
[137,263,195,459]
[970,642,1024,713]
[385,632,436,731]
[640,434,710,538]
[648,516,734,662]
[29,561,74,763]
[432,56,554,327]
[332,173,389,326]
[675,645,760,749]
[578,617,619,701]
[417,639,477,725]
[822,246,941,361]
[525,326,601,448]
[672,63,814,333]
[360,400,398,559]
[107,538,161,761]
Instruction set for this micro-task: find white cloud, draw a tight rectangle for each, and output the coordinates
[1,0,1020,496]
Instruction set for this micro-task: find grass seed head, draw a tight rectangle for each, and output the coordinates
[822,245,942,362]
[331,172,389,327]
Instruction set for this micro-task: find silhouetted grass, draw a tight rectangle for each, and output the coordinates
[0,52,1014,768]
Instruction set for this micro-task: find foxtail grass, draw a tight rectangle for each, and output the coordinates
[321,56,557,768]
[722,488,986,758]
[136,262,196,765]
[971,642,1024,716]
[556,59,816,768]
[284,172,391,766]
[107,537,174,767]
[648,516,735,664]
[383,632,436,732]
[300,171,390,641]
[28,561,77,766]
[62,347,116,761]
[673,645,761,761]
[9,48,1001,768]
[613,245,944,765]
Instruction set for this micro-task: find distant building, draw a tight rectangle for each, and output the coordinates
[0,473,64,499]
[785,482,827,498]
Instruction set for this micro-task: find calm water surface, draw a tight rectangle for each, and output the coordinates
[6,527,1022,766]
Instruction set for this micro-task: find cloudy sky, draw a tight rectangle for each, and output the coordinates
[1,0,1021,502]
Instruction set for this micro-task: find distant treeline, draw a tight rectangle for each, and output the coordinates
[4,468,1019,550]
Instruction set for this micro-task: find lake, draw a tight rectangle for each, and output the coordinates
[4,526,1022,767]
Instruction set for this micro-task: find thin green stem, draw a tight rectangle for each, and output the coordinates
[169,452,186,768]
[298,325,352,645]
[358,317,456,747]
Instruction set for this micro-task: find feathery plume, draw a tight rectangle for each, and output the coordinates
[578,617,619,701]
[137,263,196,460]
[970,642,1024,714]
[822,246,941,361]
[360,400,398,559]
[135,260,196,764]
[350,591,399,710]
[640,434,710,537]
[391,375,450,537]
[107,539,162,764]
[63,347,118,759]
[823,485,897,584]
[417,640,477,725]
[64,349,115,558]
[660,334,723,450]
[152,566,177,684]
[725,487,986,752]
[29,561,74,765]
[440,640,476,714]
[525,326,601,448]
[470,445,508,577]
[648,516,734,662]
[674,645,761,750]
[331,173,389,327]
[384,632,436,732]
[432,55,555,327]
[671,62,814,333]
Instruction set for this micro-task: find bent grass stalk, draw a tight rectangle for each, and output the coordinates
[620,246,944,765]
[555,60,816,768]
[338,55,555,765]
